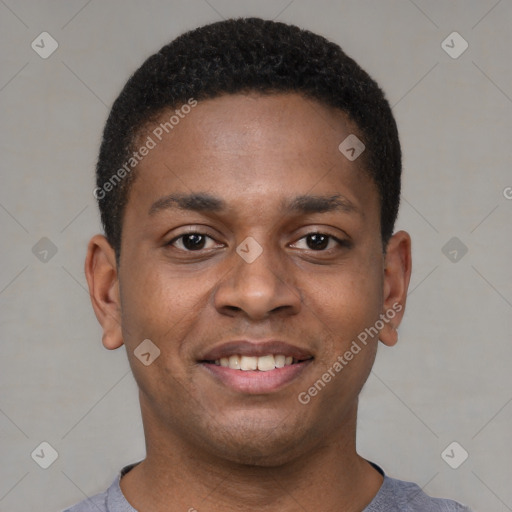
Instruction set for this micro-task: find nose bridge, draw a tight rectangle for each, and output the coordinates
[235,240,279,295]
[214,235,301,319]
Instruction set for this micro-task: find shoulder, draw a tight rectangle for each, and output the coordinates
[366,474,474,512]
[61,488,108,512]
[61,462,140,512]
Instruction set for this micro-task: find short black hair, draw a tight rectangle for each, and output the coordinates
[96,17,401,259]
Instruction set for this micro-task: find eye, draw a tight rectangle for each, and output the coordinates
[291,232,347,251]
[168,232,219,251]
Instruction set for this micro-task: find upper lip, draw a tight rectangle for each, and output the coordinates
[199,340,314,362]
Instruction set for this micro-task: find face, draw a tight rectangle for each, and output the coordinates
[86,93,411,467]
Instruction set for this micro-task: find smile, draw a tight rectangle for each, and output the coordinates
[198,340,314,393]
[207,354,308,371]
[199,356,314,394]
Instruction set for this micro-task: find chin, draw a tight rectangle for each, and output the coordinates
[212,440,303,468]
[200,417,313,467]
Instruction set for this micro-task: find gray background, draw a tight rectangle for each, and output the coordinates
[1,1,511,511]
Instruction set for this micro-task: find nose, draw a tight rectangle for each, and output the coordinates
[213,240,302,321]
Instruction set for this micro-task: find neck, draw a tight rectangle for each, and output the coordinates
[120,401,383,512]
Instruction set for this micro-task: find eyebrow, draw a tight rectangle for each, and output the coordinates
[148,192,359,216]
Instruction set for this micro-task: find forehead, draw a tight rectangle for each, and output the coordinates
[127,93,377,221]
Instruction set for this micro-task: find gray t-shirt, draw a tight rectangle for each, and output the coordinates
[63,462,474,512]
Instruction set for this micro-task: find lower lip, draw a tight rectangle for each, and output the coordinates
[200,360,313,394]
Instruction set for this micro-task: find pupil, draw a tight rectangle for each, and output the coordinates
[183,234,205,250]
[307,234,328,250]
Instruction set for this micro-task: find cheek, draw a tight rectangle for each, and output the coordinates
[119,262,209,350]
[118,267,208,399]
[305,270,382,406]
[304,261,383,340]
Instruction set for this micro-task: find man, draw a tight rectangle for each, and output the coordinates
[67,17,473,512]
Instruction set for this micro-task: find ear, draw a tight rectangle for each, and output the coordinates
[84,234,124,350]
[379,230,412,347]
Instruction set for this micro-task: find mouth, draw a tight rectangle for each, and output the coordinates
[198,340,314,394]
[201,354,312,371]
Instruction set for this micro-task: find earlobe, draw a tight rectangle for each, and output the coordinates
[380,230,412,347]
[380,323,399,347]
[84,234,124,350]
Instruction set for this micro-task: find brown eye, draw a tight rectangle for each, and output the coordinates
[306,233,330,250]
[182,234,206,250]
[169,233,216,251]
[291,232,347,251]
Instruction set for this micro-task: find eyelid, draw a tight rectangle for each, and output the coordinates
[290,232,349,250]
[167,224,220,240]
[292,225,351,242]
[166,228,223,250]
[168,232,213,243]
[164,226,351,252]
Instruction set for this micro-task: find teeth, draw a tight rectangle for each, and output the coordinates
[214,354,299,371]
[240,356,258,370]
[274,355,286,368]
[257,354,276,372]
[228,355,240,369]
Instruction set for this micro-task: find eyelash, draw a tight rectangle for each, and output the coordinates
[167,231,350,252]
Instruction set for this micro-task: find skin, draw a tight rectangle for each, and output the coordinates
[85,93,411,512]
